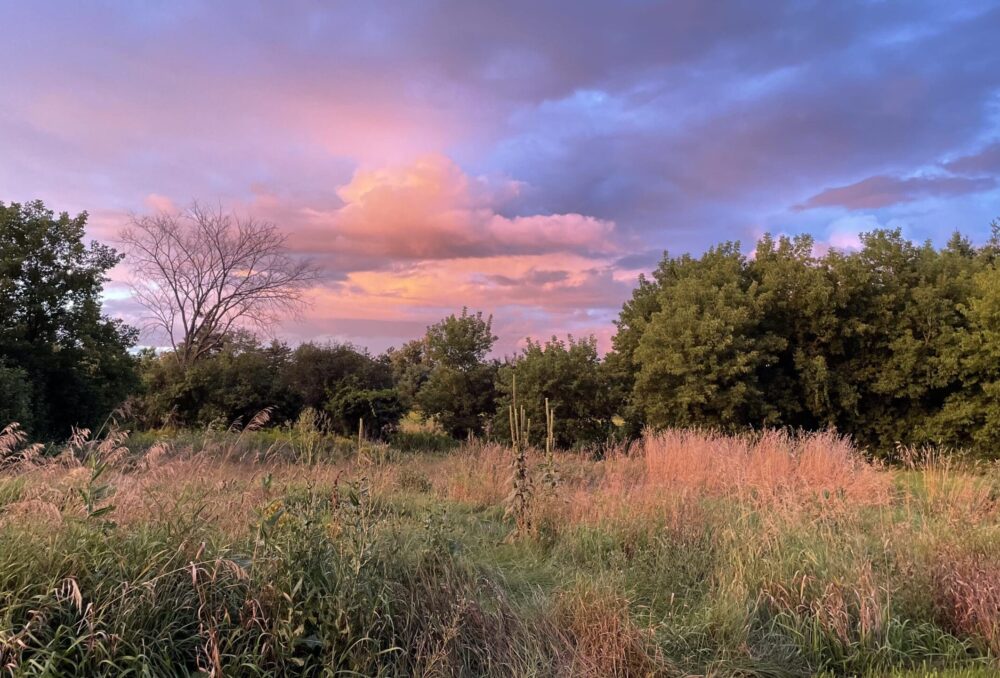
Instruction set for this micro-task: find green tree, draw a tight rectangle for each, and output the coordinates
[137,332,294,428]
[283,342,393,412]
[387,339,431,411]
[282,341,401,438]
[496,335,615,448]
[0,200,138,438]
[414,309,498,437]
[924,260,1000,454]
[750,233,840,429]
[325,387,404,439]
[633,243,782,429]
[613,224,1000,456]
[606,253,678,434]
[0,360,32,428]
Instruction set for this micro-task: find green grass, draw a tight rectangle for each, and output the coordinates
[0,430,997,676]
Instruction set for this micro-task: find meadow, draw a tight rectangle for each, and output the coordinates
[0,418,998,677]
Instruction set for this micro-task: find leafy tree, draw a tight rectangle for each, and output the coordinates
[0,360,32,429]
[496,335,616,448]
[282,341,401,438]
[137,336,405,438]
[413,309,498,437]
[633,243,783,429]
[806,231,979,450]
[872,233,979,447]
[606,254,676,434]
[387,339,431,411]
[750,233,840,429]
[925,261,1000,452]
[283,342,393,412]
[137,332,294,428]
[614,223,1000,457]
[0,200,138,438]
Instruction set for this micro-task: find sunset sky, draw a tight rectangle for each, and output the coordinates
[3,1,1000,354]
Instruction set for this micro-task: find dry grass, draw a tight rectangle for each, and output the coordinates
[552,582,671,677]
[934,552,1000,656]
[1,424,998,675]
[643,430,889,503]
[762,561,888,647]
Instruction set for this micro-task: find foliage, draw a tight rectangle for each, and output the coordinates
[613,224,1000,456]
[387,338,431,410]
[282,341,402,438]
[325,387,405,439]
[0,200,138,439]
[137,332,296,428]
[282,341,393,412]
[0,361,32,432]
[496,335,616,448]
[412,308,499,437]
[390,429,459,454]
[633,242,783,429]
[136,338,403,437]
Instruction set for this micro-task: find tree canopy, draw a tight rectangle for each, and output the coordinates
[0,200,138,438]
[412,309,499,437]
[496,335,617,448]
[610,225,1000,457]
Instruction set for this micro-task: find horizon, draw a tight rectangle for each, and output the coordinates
[3,2,1000,354]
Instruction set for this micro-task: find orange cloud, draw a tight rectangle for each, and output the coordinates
[120,155,631,353]
[274,157,629,351]
[282,155,618,261]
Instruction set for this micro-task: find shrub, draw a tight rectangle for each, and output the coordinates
[326,387,405,439]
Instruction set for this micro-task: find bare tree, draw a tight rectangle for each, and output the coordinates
[120,203,321,367]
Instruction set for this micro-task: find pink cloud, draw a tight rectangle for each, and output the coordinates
[794,173,995,211]
[942,142,1000,176]
[277,155,618,261]
[118,155,628,353]
[282,252,627,353]
[143,193,176,213]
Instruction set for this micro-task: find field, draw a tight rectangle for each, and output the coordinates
[0,422,998,677]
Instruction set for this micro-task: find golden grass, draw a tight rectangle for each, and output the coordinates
[551,582,668,677]
[2,424,998,675]
[934,552,1000,656]
[1,427,989,545]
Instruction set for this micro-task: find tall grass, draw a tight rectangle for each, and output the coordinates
[0,425,996,676]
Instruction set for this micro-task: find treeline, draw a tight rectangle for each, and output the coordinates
[4,200,1000,457]
[134,313,617,450]
[611,228,1000,454]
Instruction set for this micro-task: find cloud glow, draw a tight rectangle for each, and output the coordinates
[2,1,999,351]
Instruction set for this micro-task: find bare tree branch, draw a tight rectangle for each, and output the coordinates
[120,202,321,367]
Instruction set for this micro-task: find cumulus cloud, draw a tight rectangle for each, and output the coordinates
[304,155,618,260]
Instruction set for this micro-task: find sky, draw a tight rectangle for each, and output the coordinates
[2,1,1000,355]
